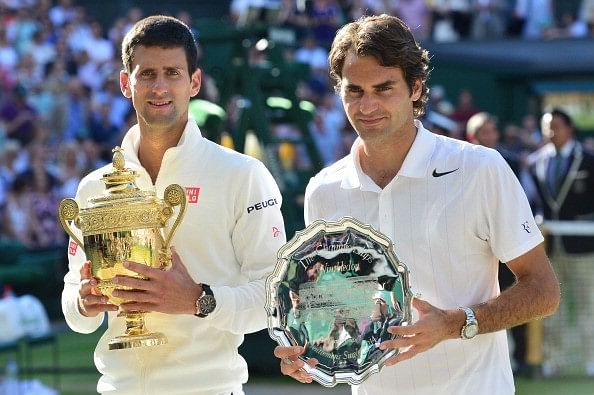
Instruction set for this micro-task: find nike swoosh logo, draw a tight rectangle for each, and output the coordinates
[432,168,459,177]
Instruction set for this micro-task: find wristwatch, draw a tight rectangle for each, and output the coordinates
[195,284,216,318]
[460,307,479,340]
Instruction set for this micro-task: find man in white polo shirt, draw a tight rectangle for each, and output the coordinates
[274,14,560,395]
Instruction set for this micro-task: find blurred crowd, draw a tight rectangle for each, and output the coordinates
[231,0,594,42]
[1,0,594,251]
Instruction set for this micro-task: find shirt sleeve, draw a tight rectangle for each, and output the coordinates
[205,160,286,334]
[304,175,321,226]
[61,180,105,334]
[479,149,544,263]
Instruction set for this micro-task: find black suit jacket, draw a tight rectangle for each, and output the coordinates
[527,142,594,254]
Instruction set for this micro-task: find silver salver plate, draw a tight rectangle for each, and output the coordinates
[265,217,413,387]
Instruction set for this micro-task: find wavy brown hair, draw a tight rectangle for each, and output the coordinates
[329,14,431,118]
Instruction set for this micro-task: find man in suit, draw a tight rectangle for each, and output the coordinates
[526,108,594,377]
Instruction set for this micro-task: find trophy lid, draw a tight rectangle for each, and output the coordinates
[101,147,141,194]
[88,147,155,207]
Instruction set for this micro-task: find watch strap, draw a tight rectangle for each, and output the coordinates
[460,307,478,339]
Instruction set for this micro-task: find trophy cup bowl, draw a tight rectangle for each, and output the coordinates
[58,147,187,350]
[266,217,413,386]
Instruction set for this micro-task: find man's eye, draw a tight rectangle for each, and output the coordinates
[168,69,180,75]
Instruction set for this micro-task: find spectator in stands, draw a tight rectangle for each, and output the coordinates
[3,173,34,247]
[230,0,282,27]
[277,0,310,40]
[294,33,328,77]
[521,113,543,150]
[48,0,76,28]
[0,84,39,146]
[91,76,132,131]
[429,0,472,41]
[392,0,432,40]
[471,0,507,39]
[544,11,589,39]
[451,88,480,129]
[14,53,43,92]
[62,77,90,141]
[345,0,390,22]
[0,139,21,208]
[294,33,330,93]
[83,21,114,65]
[525,108,594,377]
[19,144,64,248]
[21,29,56,77]
[513,0,554,39]
[466,111,520,174]
[0,28,19,82]
[307,0,344,48]
[55,141,84,199]
[310,91,345,166]
[88,101,120,157]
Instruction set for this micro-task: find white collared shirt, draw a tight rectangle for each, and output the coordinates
[305,120,543,395]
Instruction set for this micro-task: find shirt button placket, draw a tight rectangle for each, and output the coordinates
[378,191,391,233]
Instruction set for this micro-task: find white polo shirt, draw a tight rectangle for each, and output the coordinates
[304,121,543,395]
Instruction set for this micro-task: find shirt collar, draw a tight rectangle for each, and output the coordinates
[557,139,576,157]
[341,120,436,190]
[399,120,436,178]
[120,117,203,167]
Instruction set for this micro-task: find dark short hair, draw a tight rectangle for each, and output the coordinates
[328,14,431,118]
[551,108,574,130]
[121,15,198,76]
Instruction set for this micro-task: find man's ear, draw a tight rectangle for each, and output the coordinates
[120,70,132,98]
[190,68,202,98]
[411,79,422,102]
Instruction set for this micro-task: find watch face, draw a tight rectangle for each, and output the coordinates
[199,295,217,315]
[464,324,479,339]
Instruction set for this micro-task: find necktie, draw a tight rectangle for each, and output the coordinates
[550,152,564,196]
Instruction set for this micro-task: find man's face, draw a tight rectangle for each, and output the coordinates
[542,114,572,149]
[120,46,201,132]
[475,120,500,148]
[339,52,421,145]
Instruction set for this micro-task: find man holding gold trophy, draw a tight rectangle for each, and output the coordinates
[60,16,285,394]
[274,14,561,395]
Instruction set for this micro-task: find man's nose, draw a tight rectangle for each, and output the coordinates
[359,93,378,114]
[152,75,168,94]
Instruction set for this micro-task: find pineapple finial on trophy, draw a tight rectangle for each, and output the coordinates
[101,147,140,194]
[112,146,125,171]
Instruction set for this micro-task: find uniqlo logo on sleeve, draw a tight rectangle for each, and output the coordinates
[68,241,78,256]
[186,187,200,204]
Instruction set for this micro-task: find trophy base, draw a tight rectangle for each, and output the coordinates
[108,332,167,350]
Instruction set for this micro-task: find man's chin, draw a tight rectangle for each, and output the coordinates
[142,115,178,128]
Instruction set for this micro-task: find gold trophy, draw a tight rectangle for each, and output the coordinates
[58,147,187,350]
